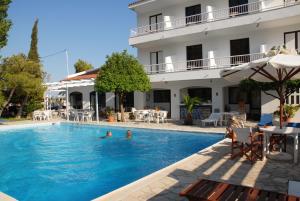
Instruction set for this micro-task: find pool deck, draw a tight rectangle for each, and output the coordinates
[1,120,299,201]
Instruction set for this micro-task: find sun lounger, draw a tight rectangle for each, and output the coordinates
[289,180,300,197]
[201,113,222,127]
[257,113,273,126]
[180,179,300,201]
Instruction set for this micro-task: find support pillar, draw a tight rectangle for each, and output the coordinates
[212,86,224,113]
[66,84,69,121]
[95,91,99,123]
[134,92,146,110]
[171,88,180,120]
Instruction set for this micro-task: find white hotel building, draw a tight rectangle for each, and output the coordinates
[128,0,300,121]
[48,0,300,121]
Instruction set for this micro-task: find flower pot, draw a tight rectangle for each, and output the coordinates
[108,116,115,122]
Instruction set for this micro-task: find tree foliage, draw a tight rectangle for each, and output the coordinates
[28,19,40,63]
[0,0,12,49]
[74,59,93,73]
[239,79,300,102]
[0,54,45,117]
[95,50,151,121]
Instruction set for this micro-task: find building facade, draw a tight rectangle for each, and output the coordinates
[129,0,300,120]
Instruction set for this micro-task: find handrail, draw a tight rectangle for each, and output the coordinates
[130,0,298,37]
[144,52,265,74]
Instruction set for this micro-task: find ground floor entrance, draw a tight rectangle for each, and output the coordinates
[133,79,267,121]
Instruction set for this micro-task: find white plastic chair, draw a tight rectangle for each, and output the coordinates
[157,111,168,123]
[83,111,94,122]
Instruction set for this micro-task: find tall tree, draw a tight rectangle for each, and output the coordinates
[28,19,40,63]
[0,54,45,117]
[0,0,12,49]
[74,59,93,73]
[95,51,151,122]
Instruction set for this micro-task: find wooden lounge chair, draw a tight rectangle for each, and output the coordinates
[180,179,300,201]
[231,127,263,163]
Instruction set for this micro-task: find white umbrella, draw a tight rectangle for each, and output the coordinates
[221,52,300,128]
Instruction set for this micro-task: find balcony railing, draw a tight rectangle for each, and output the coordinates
[144,53,265,74]
[130,0,299,37]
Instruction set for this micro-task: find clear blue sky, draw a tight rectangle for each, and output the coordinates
[1,0,137,82]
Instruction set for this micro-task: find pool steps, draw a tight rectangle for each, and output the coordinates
[0,192,17,201]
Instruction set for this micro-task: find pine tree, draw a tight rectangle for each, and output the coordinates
[0,0,12,49]
[28,19,40,63]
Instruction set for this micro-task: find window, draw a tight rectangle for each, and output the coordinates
[186,44,203,69]
[149,14,163,32]
[153,90,170,103]
[287,88,300,105]
[188,88,211,103]
[150,51,163,73]
[230,38,250,65]
[229,0,248,16]
[185,4,201,24]
[284,30,300,51]
[70,92,83,109]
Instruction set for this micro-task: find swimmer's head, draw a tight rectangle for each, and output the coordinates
[126,130,132,138]
[106,131,112,137]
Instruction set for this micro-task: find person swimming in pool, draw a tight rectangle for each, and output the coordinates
[100,131,112,139]
[126,130,132,139]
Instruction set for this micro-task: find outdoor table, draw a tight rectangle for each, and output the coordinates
[260,126,299,164]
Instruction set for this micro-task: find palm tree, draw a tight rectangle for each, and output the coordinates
[183,95,201,125]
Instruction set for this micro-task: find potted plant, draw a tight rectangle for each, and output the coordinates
[183,95,201,125]
[106,107,115,122]
[284,105,300,122]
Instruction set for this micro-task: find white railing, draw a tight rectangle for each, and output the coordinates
[144,53,265,74]
[130,0,299,37]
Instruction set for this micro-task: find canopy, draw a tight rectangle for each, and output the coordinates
[222,54,300,83]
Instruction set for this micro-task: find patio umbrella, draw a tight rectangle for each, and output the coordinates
[221,48,300,128]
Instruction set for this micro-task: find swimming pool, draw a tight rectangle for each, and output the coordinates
[0,123,223,201]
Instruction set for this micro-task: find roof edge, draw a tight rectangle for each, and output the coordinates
[128,0,156,9]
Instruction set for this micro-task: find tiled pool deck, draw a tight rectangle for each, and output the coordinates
[1,120,299,201]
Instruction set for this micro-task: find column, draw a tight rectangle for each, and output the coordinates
[66,84,69,121]
[260,44,267,53]
[206,6,214,21]
[134,92,146,110]
[208,50,216,68]
[171,88,180,120]
[212,86,224,113]
[106,92,115,109]
[95,91,99,123]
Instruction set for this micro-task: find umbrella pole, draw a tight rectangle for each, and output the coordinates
[279,101,283,129]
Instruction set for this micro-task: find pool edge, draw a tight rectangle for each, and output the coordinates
[0,192,18,201]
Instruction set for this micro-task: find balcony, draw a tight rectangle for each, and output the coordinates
[130,0,299,38]
[144,53,265,75]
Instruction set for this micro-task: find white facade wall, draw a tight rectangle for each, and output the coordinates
[138,23,300,68]
[67,86,115,110]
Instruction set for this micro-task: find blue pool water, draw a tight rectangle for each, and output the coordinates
[0,123,223,201]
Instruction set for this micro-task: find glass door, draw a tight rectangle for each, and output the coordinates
[185,4,201,24]
[149,14,163,32]
[229,0,249,16]
[186,44,203,70]
[150,51,163,73]
[230,38,250,65]
[284,31,300,52]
